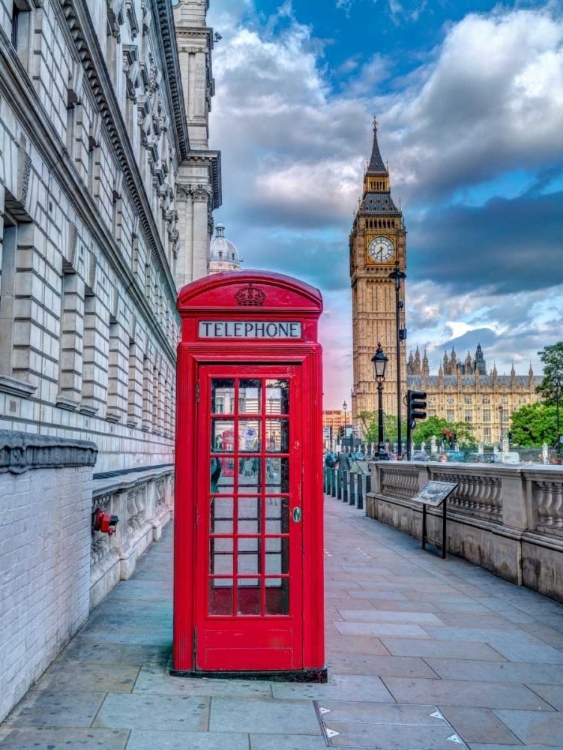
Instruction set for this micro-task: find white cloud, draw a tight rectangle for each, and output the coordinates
[206,2,563,404]
[383,8,563,199]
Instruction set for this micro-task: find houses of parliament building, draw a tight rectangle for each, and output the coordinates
[349,121,542,446]
[406,345,542,445]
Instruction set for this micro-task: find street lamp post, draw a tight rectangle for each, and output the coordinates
[371,343,389,459]
[389,265,407,456]
[342,400,348,451]
[498,404,503,450]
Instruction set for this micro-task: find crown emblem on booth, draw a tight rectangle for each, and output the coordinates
[235,284,266,307]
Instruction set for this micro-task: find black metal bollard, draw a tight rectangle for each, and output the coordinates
[337,470,342,500]
[349,472,356,506]
[342,471,348,503]
[357,473,364,510]
[330,468,336,497]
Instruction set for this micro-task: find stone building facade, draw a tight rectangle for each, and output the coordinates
[0,0,220,720]
[407,345,542,445]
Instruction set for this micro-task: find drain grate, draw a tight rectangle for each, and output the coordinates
[314,701,468,749]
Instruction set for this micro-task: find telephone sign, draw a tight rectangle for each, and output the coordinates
[173,271,326,681]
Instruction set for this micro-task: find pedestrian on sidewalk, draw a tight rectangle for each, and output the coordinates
[335,448,352,471]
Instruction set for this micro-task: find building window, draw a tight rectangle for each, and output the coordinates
[519,397,527,405]
[483,409,491,423]
[446,396,454,406]
[465,410,473,423]
[484,427,491,441]
[428,396,436,405]
[501,396,508,404]
[429,409,436,417]
[11,4,20,47]
[464,396,472,405]
[482,397,490,405]
[0,218,17,378]
[501,409,508,422]
[446,409,454,422]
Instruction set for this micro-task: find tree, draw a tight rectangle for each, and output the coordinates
[510,402,558,446]
[356,410,406,445]
[537,342,563,404]
[410,416,476,448]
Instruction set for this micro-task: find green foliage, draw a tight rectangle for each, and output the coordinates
[537,342,563,404]
[510,402,559,446]
[356,410,406,445]
[411,416,476,448]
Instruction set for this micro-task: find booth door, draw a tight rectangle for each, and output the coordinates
[195,365,304,672]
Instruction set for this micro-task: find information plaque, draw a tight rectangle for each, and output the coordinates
[411,481,458,559]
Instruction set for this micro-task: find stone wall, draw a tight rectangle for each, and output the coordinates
[366,461,563,602]
[0,431,97,723]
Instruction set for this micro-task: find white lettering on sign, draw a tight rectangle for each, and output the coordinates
[198,321,302,339]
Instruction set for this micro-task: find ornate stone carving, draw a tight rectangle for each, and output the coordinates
[0,430,97,475]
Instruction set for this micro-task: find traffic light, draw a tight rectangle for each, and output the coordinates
[339,426,346,440]
[407,389,427,428]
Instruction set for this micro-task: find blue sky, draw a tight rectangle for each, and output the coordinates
[207,0,563,408]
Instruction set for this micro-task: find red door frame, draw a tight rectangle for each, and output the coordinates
[194,364,303,672]
[173,271,326,681]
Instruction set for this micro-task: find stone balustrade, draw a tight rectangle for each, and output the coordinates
[367,461,563,603]
[91,465,174,609]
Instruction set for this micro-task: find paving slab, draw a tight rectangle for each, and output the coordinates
[425,658,563,685]
[59,637,169,666]
[249,735,328,749]
[439,707,522,745]
[337,609,445,624]
[324,722,468,749]
[334,621,432,637]
[325,635,391,655]
[93,694,210,731]
[327,653,438,678]
[381,678,555,710]
[380,639,506,661]
[4,691,106,728]
[493,710,563,746]
[0,728,130,749]
[133,667,273,697]
[34,661,140,693]
[127,730,250,750]
[208,697,321,735]
[272,675,395,702]
[526,684,563,711]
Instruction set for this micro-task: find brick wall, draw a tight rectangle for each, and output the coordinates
[0,432,97,723]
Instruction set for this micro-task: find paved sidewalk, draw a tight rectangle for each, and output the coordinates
[2,496,563,749]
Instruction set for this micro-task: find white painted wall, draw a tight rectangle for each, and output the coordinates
[0,466,93,723]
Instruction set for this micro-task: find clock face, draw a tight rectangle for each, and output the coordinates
[367,236,395,263]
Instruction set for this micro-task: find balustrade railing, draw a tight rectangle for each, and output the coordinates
[90,465,174,609]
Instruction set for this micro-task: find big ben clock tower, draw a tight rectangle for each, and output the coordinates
[350,119,406,425]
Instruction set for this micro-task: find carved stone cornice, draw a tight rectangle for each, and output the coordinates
[0,430,98,474]
[152,0,190,160]
[59,0,179,308]
[184,149,222,209]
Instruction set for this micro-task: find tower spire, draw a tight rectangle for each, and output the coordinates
[368,116,388,174]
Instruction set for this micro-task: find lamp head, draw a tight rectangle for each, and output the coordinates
[371,343,388,382]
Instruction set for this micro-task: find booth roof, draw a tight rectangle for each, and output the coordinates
[177,270,323,312]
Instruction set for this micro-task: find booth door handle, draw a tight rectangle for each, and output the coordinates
[292,507,302,523]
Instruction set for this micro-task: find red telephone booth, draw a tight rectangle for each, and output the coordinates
[173,271,326,681]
